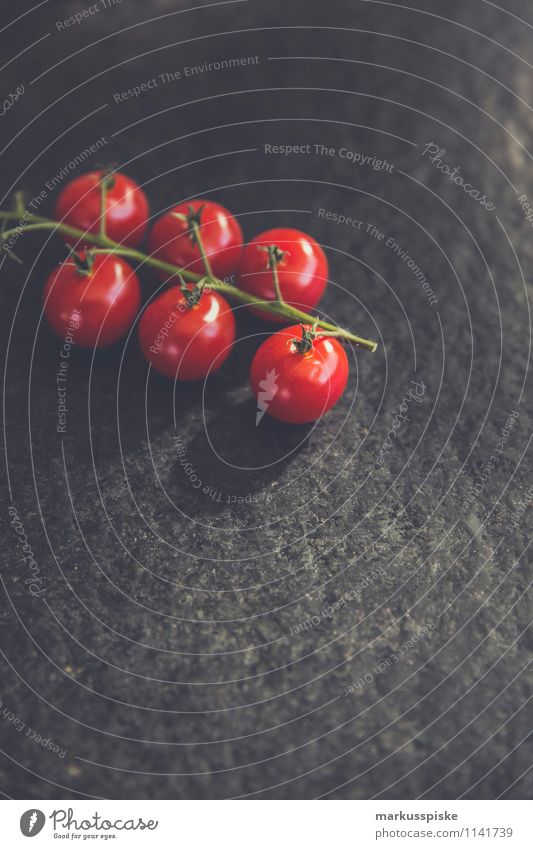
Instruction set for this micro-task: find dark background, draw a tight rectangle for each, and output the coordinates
[0,0,531,799]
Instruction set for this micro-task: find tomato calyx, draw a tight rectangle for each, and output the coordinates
[171,204,206,250]
[292,322,318,355]
[258,243,289,302]
[169,204,215,279]
[64,246,95,277]
[179,273,209,308]
[259,243,287,270]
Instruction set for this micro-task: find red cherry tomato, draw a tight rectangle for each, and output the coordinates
[238,228,328,323]
[43,252,141,348]
[148,200,243,280]
[138,284,236,381]
[250,324,349,424]
[54,170,149,247]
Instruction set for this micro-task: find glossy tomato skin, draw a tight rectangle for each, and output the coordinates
[239,228,328,322]
[250,324,349,424]
[43,254,141,348]
[148,200,243,280]
[138,285,236,381]
[54,171,149,247]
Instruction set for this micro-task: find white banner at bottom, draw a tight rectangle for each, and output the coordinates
[1,799,531,848]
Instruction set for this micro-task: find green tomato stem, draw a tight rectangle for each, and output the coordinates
[99,177,108,239]
[269,246,284,303]
[187,216,214,280]
[0,209,378,352]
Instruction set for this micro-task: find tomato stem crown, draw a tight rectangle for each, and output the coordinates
[259,243,287,302]
[64,246,95,276]
[179,273,208,308]
[292,321,319,354]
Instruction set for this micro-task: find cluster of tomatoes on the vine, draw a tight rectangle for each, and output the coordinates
[44,169,351,424]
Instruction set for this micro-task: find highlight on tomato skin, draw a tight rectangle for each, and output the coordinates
[148,199,243,281]
[43,253,141,348]
[238,228,329,323]
[138,284,236,381]
[250,324,349,424]
[54,170,150,248]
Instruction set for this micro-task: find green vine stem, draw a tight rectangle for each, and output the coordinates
[98,166,116,239]
[259,243,287,304]
[175,205,215,281]
[0,209,378,352]
[99,176,108,239]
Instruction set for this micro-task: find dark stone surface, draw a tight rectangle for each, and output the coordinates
[0,0,531,799]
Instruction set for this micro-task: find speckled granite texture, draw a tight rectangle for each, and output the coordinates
[0,0,531,799]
